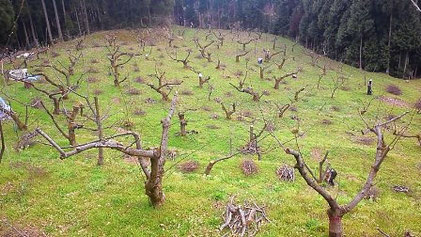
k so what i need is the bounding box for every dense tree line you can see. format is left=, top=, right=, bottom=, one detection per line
left=1, top=0, right=420, bottom=78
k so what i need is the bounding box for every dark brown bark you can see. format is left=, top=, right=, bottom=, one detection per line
left=81, top=0, right=90, bottom=34
left=26, top=1, right=40, bottom=47
left=52, top=0, right=63, bottom=41
left=41, top=0, right=54, bottom=43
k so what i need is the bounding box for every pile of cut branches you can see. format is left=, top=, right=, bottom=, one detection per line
left=220, top=197, right=270, bottom=237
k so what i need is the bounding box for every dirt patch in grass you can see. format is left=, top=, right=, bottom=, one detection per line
left=353, top=135, right=375, bottom=146
left=133, top=108, right=146, bottom=116
left=311, top=148, right=323, bottom=161
left=331, top=106, right=341, bottom=112
left=378, top=96, right=408, bottom=107
left=93, top=89, right=103, bottom=95
left=86, top=77, right=99, bottom=83
left=206, top=124, right=220, bottom=129
left=126, top=88, right=141, bottom=95
left=9, top=162, right=48, bottom=180
left=134, top=77, right=144, bottom=84
left=181, top=90, right=194, bottom=96
left=86, top=67, right=99, bottom=74
left=178, top=160, right=199, bottom=173
left=0, top=219, right=47, bottom=237
left=91, top=59, right=99, bottom=64
left=321, top=119, right=333, bottom=125
left=240, top=159, right=258, bottom=176
left=386, top=84, right=402, bottom=96
left=144, top=98, right=157, bottom=104
left=111, top=97, right=121, bottom=104
left=414, top=98, right=421, bottom=111
left=201, top=106, right=212, bottom=112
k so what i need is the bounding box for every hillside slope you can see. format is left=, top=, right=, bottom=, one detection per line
left=0, top=27, right=420, bottom=236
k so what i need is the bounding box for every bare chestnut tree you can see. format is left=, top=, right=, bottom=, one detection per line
left=220, top=102, right=236, bottom=120
left=273, top=69, right=299, bottom=89
left=235, top=50, right=250, bottom=62
left=43, top=50, right=82, bottom=87
left=168, top=49, right=192, bottom=69
left=237, top=39, right=254, bottom=51
left=330, top=76, right=347, bottom=99
left=36, top=95, right=178, bottom=207
left=147, top=65, right=182, bottom=101
left=105, top=34, right=134, bottom=87
left=270, top=111, right=411, bottom=237
left=194, top=38, right=214, bottom=62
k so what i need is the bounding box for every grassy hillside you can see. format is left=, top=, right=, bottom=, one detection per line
left=0, top=26, right=420, bottom=236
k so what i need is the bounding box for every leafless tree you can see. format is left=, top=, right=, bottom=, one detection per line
left=235, top=50, right=251, bottom=63
left=220, top=102, right=236, bottom=120
left=275, top=103, right=290, bottom=118
left=194, top=39, right=214, bottom=62
left=212, top=31, right=227, bottom=47
left=36, top=95, right=178, bottom=207
left=316, top=62, right=330, bottom=89
left=168, top=49, right=192, bottom=69
left=42, top=50, right=82, bottom=87
left=40, top=101, right=83, bottom=147
left=273, top=69, right=299, bottom=89
left=237, top=39, right=254, bottom=51
left=263, top=48, right=283, bottom=62
left=21, top=73, right=83, bottom=114
left=270, top=111, right=411, bottom=237
left=330, top=76, right=347, bottom=99
left=147, top=65, right=183, bottom=101
left=105, top=34, right=134, bottom=87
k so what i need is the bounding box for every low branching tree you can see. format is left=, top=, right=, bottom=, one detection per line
left=275, top=103, right=290, bottom=118
left=273, top=70, right=299, bottom=89
left=269, top=110, right=411, bottom=237
left=168, top=49, right=192, bottom=69
left=42, top=50, right=82, bottom=87
left=105, top=34, right=134, bottom=87
left=237, top=39, right=254, bottom=51
left=220, top=102, right=236, bottom=120
left=331, top=76, right=347, bottom=99
left=194, top=39, right=214, bottom=62
left=36, top=95, right=178, bottom=207
left=147, top=65, right=182, bottom=101
left=235, top=50, right=250, bottom=62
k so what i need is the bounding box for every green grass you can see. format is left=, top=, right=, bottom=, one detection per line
left=1, top=26, right=420, bottom=236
